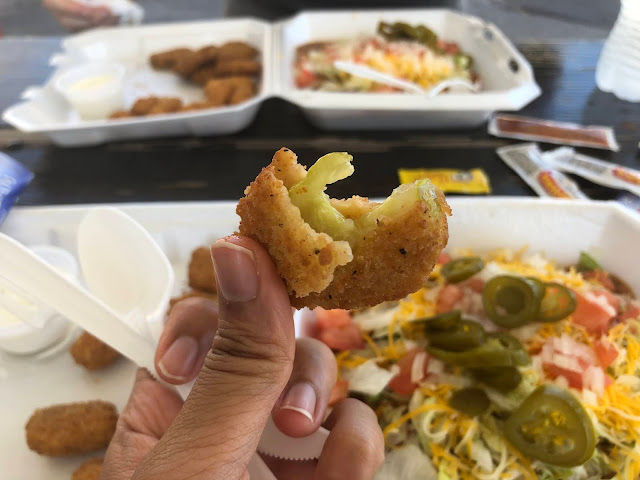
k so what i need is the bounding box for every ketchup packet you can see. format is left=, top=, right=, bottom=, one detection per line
left=489, top=114, right=620, bottom=151
left=496, top=143, right=588, bottom=199
left=0, top=153, right=34, bottom=225
left=543, top=147, right=640, bottom=198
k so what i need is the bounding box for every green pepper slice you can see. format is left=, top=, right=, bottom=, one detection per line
left=427, top=337, right=530, bottom=368
left=427, top=320, right=486, bottom=352
left=441, top=257, right=484, bottom=283
left=539, top=282, right=577, bottom=323
left=449, top=388, right=490, bottom=417
left=504, top=385, right=596, bottom=467
left=577, top=251, right=602, bottom=272
left=402, top=310, right=461, bottom=339
left=470, top=366, right=522, bottom=392
left=483, top=275, right=544, bottom=328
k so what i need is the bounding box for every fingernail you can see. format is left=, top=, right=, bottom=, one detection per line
left=281, top=382, right=316, bottom=422
left=158, top=336, right=199, bottom=381
left=211, top=242, right=258, bottom=302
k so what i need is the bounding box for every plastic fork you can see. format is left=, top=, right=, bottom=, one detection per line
left=333, top=60, right=479, bottom=96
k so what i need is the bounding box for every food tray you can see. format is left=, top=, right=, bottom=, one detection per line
left=1, top=198, right=639, bottom=479
left=2, top=9, right=540, bottom=146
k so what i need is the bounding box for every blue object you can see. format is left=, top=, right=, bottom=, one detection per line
left=0, top=153, right=33, bottom=225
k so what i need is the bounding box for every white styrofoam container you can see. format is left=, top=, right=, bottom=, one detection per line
left=2, top=19, right=271, bottom=146
left=0, top=198, right=638, bottom=478
left=2, top=10, right=540, bottom=145
left=274, top=9, right=541, bottom=130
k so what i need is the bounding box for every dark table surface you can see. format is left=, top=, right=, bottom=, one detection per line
left=1, top=38, right=639, bottom=207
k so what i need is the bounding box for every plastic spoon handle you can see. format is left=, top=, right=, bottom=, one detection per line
left=333, top=61, right=425, bottom=93
left=0, top=233, right=158, bottom=374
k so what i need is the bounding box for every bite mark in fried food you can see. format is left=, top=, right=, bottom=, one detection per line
left=150, top=48, right=192, bottom=70
left=188, top=246, right=217, bottom=293
left=214, top=59, right=261, bottom=77
left=72, top=458, right=103, bottom=480
left=237, top=148, right=451, bottom=309
left=218, top=41, right=259, bottom=61
left=25, top=401, right=118, bottom=456
left=70, top=331, right=120, bottom=370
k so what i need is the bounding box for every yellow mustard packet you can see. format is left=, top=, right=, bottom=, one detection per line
left=398, top=168, right=491, bottom=194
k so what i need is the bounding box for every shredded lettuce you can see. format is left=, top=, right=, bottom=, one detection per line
left=374, top=444, right=437, bottom=480
left=343, top=359, right=397, bottom=396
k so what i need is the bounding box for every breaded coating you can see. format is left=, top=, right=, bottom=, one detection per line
left=147, top=97, right=183, bottom=115
left=108, top=110, right=130, bottom=120
left=237, top=148, right=451, bottom=310
left=238, top=148, right=353, bottom=298
left=25, top=401, right=118, bottom=456
left=188, top=246, right=217, bottom=293
left=180, top=101, right=215, bottom=112
left=150, top=48, right=192, bottom=70
left=214, top=59, right=261, bottom=77
left=72, top=458, right=103, bottom=480
left=70, top=331, right=120, bottom=371
left=196, top=45, right=219, bottom=63
left=172, top=50, right=206, bottom=77
left=218, top=41, right=258, bottom=61
left=229, top=78, right=256, bottom=105
left=169, top=289, right=218, bottom=309
left=190, top=64, right=220, bottom=86
left=203, top=78, right=234, bottom=106
left=131, top=96, right=158, bottom=116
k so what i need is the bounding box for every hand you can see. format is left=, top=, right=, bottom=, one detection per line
left=101, top=236, right=385, bottom=480
left=42, top=0, right=118, bottom=32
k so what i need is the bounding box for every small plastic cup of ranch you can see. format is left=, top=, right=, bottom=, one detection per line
left=55, top=63, right=126, bottom=120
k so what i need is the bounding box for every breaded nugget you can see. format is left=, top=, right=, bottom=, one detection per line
left=215, top=59, right=261, bottom=77
left=188, top=246, right=217, bottom=293
left=70, top=331, right=120, bottom=371
left=229, top=78, right=256, bottom=105
left=26, top=401, right=118, bottom=456
left=150, top=47, right=193, bottom=70
left=147, top=97, right=183, bottom=115
left=204, top=78, right=234, bottom=106
left=190, top=64, right=220, bottom=86
left=72, top=458, right=103, bottom=480
left=237, top=148, right=451, bottom=310
left=197, top=45, right=219, bottom=63
left=172, top=50, right=206, bottom=78
left=180, top=101, right=216, bottom=112
left=108, top=110, right=130, bottom=120
left=131, top=96, right=159, bottom=116
left=170, top=289, right=218, bottom=309
left=218, top=41, right=258, bottom=61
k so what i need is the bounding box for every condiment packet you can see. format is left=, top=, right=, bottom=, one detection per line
left=397, top=168, right=491, bottom=194
left=542, top=147, right=640, bottom=197
left=496, top=143, right=588, bottom=199
left=489, top=114, right=620, bottom=151
left=0, top=153, right=34, bottom=225
left=75, top=0, right=144, bottom=25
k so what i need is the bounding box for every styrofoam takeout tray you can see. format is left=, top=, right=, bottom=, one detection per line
left=2, top=9, right=540, bottom=146
left=0, top=198, right=638, bottom=479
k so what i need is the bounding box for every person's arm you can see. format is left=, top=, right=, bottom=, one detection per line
left=42, top=0, right=118, bottom=32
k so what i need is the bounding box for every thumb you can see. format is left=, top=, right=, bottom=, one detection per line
left=133, top=236, right=295, bottom=480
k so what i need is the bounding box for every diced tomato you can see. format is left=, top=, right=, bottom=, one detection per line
left=460, top=277, right=484, bottom=294
left=436, top=284, right=464, bottom=313
left=540, top=335, right=596, bottom=390
left=621, top=301, right=640, bottom=321
left=594, top=339, right=619, bottom=369
left=329, top=379, right=350, bottom=406
left=295, top=68, right=316, bottom=88
left=388, top=347, right=427, bottom=396
left=315, top=308, right=352, bottom=329
left=437, top=252, right=452, bottom=265
left=436, top=40, right=460, bottom=55
left=317, top=323, right=364, bottom=351
left=571, top=290, right=618, bottom=335
left=583, top=270, right=616, bottom=292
